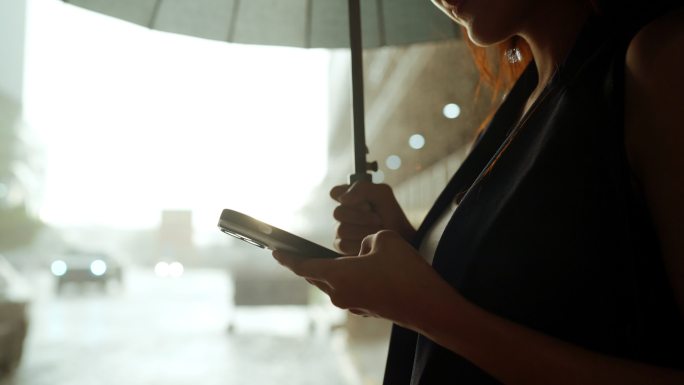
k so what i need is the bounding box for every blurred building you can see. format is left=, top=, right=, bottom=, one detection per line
left=157, top=209, right=196, bottom=265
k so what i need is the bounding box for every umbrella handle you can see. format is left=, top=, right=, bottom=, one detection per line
left=349, top=146, right=378, bottom=184
left=349, top=173, right=371, bottom=184
left=348, top=160, right=379, bottom=184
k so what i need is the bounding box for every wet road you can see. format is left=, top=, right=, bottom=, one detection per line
left=3, top=268, right=361, bottom=385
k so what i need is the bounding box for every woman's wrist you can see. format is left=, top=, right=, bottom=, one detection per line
left=401, top=274, right=468, bottom=341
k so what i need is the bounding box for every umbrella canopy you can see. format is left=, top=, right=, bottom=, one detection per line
left=62, top=0, right=461, bottom=181
left=62, top=0, right=458, bottom=48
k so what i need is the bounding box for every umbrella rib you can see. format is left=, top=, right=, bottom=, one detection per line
left=227, top=0, right=241, bottom=42
left=148, top=0, right=162, bottom=28
left=377, top=0, right=387, bottom=47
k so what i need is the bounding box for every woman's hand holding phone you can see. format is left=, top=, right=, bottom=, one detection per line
left=330, top=181, right=416, bottom=254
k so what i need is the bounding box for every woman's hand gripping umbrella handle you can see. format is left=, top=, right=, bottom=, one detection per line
left=331, top=181, right=416, bottom=255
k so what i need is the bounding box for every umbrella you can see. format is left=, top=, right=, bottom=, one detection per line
left=62, top=0, right=460, bottom=182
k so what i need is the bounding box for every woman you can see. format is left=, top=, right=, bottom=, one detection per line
left=274, top=0, right=684, bottom=383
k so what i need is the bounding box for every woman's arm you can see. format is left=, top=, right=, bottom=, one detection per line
left=624, top=7, right=684, bottom=315
left=275, top=230, right=684, bottom=385
left=418, top=278, right=684, bottom=385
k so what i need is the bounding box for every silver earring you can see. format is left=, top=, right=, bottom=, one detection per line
left=505, top=48, right=522, bottom=64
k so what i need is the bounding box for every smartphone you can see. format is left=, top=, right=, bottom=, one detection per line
left=218, top=209, right=341, bottom=259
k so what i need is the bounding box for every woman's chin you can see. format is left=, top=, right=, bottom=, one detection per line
left=465, top=23, right=512, bottom=48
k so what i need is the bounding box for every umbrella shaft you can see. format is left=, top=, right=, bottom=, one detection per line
left=348, top=0, right=370, bottom=182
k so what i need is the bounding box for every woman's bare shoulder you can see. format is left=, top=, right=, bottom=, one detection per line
left=626, top=7, right=684, bottom=80
left=623, top=6, right=684, bottom=314
left=624, top=7, right=684, bottom=170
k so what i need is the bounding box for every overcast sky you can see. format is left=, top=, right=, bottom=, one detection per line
left=23, top=0, right=331, bottom=240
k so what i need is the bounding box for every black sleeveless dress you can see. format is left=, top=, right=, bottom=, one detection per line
left=383, top=10, right=684, bottom=385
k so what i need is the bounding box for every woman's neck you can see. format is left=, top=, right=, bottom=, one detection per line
left=518, top=1, right=593, bottom=91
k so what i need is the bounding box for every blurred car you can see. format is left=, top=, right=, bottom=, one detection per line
left=50, top=249, right=123, bottom=293
left=0, top=254, right=30, bottom=376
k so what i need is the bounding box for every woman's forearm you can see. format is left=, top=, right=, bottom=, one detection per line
left=412, top=288, right=684, bottom=385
